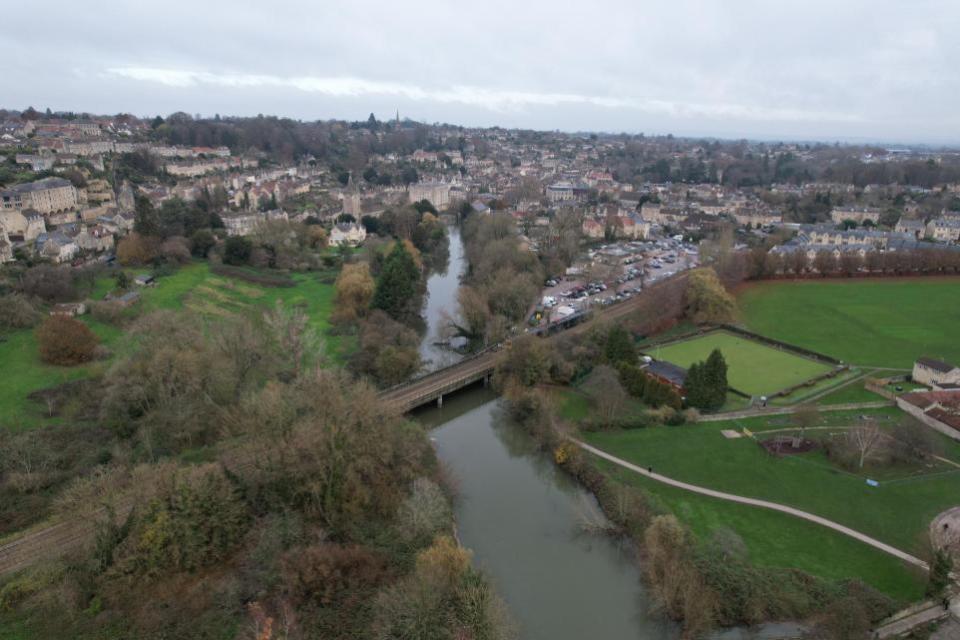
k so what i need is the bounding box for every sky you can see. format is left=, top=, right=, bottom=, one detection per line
left=2, top=0, right=959, bottom=143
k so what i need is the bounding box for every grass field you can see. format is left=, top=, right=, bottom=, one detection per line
left=646, top=330, right=833, bottom=397
left=0, top=262, right=346, bottom=429
left=584, top=407, right=960, bottom=569
left=597, top=461, right=925, bottom=601
left=739, top=278, right=960, bottom=368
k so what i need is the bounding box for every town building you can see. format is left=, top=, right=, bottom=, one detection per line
left=1, top=177, right=78, bottom=216
left=329, top=222, right=367, bottom=246
left=830, top=206, right=882, bottom=225
left=912, top=358, right=960, bottom=388
left=407, top=181, right=451, bottom=209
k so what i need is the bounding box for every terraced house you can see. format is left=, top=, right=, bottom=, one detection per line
left=0, top=177, right=77, bottom=215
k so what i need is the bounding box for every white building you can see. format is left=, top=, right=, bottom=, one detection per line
left=330, top=222, right=367, bottom=247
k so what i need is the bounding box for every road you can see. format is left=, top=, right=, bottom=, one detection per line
left=572, top=438, right=929, bottom=571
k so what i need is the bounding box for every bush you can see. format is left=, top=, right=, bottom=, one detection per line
left=36, top=315, right=100, bottom=365
left=189, top=229, right=216, bottom=258
left=159, top=236, right=191, bottom=264
left=281, top=543, right=389, bottom=608
left=0, top=293, right=40, bottom=330
left=116, top=232, right=158, bottom=266
left=20, top=265, right=76, bottom=302
left=223, top=236, right=253, bottom=266
left=113, top=464, right=250, bottom=575
left=90, top=300, right=129, bottom=326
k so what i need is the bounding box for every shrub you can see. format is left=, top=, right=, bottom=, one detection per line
left=0, top=293, right=40, bottom=330
left=20, top=265, right=76, bottom=302
left=159, top=236, right=191, bottom=264
left=36, top=315, right=100, bottom=365
left=116, top=232, right=158, bottom=266
left=189, top=229, right=216, bottom=257
left=281, top=543, right=389, bottom=607
left=114, top=464, right=250, bottom=575
left=90, top=300, right=129, bottom=326
left=223, top=236, right=253, bottom=266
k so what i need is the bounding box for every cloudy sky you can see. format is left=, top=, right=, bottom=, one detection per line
left=3, top=0, right=958, bottom=143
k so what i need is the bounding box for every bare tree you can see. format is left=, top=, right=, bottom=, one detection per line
left=793, top=403, right=819, bottom=447
left=583, top=364, right=628, bottom=422
left=847, top=420, right=886, bottom=469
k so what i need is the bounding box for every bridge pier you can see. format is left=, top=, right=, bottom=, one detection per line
left=483, top=374, right=490, bottom=388
left=437, top=394, right=443, bottom=408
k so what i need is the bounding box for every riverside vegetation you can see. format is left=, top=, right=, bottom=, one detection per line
left=0, top=201, right=513, bottom=639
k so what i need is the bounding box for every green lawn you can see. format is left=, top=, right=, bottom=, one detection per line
left=584, top=409, right=960, bottom=559
left=0, top=262, right=346, bottom=429
left=739, top=278, right=960, bottom=368
left=646, top=330, right=833, bottom=397
left=598, top=461, right=925, bottom=601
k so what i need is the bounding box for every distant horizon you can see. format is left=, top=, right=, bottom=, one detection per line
left=8, top=103, right=960, bottom=152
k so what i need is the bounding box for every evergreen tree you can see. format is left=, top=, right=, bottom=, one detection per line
left=133, top=194, right=162, bottom=238
left=372, top=242, right=420, bottom=321
left=685, top=362, right=708, bottom=408
left=704, top=349, right=728, bottom=408
left=684, top=349, right=727, bottom=411
left=605, top=326, right=637, bottom=366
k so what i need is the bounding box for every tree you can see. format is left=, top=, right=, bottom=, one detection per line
left=703, top=349, right=728, bottom=408
left=793, top=403, right=819, bottom=445
left=333, top=263, right=376, bottom=325
left=604, top=325, right=637, bottom=366
left=36, top=315, right=100, bottom=365
left=813, top=250, right=837, bottom=276
left=494, top=334, right=550, bottom=388
left=189, top=229, right=216, bottom=257
left=684, top=349, right=727, bottom=411
left=583, top=365, right=628, bottom=422
left=847, top=420, right=886, bottom=468
left=20, top=265, right=77, bottom=302
left=685, top=268, right=737, bottom=324
left=116, top=232, right=157, bottom=266
left=0, top=294, right=40, bottom=330
left=371, top=241, right=420, bottom=322
left=133, top=194, right=162, bottom=237
left=224, top=236, right=253, bottom=265
left=617, top=363, right=648, bottom=398
left=926, top=549, right=953, bottom=598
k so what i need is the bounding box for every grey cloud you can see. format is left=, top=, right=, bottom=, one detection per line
left=2, top=0, right=959, bottom=142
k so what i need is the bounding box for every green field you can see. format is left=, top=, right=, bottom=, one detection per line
left=739, top=278, right=960, bottom=368
left=583, top=407, right=960, bottom=598
left=598, top=461, right=925, bottom=601
left=646, top=330, right=833, bottom=397
left=0, top=262, right=346, bottom=429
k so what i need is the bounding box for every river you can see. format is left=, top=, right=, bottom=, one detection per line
left=414, top=227, right=802, bottom=640
left=419, top=224, right=467, bottom=372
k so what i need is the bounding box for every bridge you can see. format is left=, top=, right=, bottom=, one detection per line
left=379, top=272, right=687, bottom=412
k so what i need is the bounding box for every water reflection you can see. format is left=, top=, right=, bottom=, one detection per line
left=425, top=397, right=678, bottom=640
left=419, top=225, right=467, bottom=371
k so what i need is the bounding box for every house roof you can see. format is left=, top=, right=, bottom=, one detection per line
left=916, top=357, right=956, bottom=373
left=645, top=360, right=687, bottom=388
